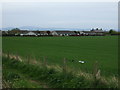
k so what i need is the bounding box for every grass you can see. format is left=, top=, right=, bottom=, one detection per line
left=3, top=56, right=118, bottom=88
left=2, top=36, right=118, bottom=76
left=2, top=57, right=45, bottom=88
left=3, top=69, right=43, bottom=88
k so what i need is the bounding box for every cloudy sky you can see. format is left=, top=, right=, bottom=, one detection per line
left=2, top=2, right=118, bottom=30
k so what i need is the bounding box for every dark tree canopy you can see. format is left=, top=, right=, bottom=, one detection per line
left=109, top=29, right=116, bottom=34
left=9, top=28, right=21, bottom=34
left=47, top=31, right=51, bottom=35
left=11, top=28, right=20, bottom=31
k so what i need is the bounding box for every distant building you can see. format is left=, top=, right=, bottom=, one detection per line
left=23, top=31, right=37, bottom=36
left=39, top=31, right=48, bottom=36
left=91, top=29, right=105, bottom=36
left=2, top=31, right=9, bottom=36
left=50, top=31, right=58, bottom=36
left=20, top=31, right=37, bottom=36
left=51, top=31, right=76, bottom=36
left=2, top=29, right=106, bottom=36
left=83, top=29, right=105, bottom=36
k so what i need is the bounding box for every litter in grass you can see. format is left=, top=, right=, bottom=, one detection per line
left=78, top=61, right=85, bottom=64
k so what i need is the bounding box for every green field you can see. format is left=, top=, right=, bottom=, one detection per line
left=2, top=36, right=118, bottom=76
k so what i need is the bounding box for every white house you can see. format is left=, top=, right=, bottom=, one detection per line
left=50, top=31, right=76, bottom=36
left=51, top=31, right=58, bottom=36
left=20, top=31, right=37, bottom=36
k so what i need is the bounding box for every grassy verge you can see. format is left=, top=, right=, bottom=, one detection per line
left=3, top=59, right=44, bottom=88
left=2, top=56, right=118, bottom=88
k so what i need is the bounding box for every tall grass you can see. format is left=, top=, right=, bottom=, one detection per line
left=2, top=53, right=118, bottom=88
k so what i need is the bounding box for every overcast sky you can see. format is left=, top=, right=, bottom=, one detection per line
left=2, top=2, right=118, bottom=30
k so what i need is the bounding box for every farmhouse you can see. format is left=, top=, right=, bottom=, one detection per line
left=50, top=31, right=58, bottom=36
left=24, top=31, right=37, bottom=36
left=39, top=31, right=48, bottom=36
left=51, top=31, right=76, bottom=36
left=9, top=30, right=48, bottom=36
left=2, top=31, right=8, bottom=36
left=74, top=31, right=85, bottom=36
left=83, top=31, right=96, bottom=36
left=91, top=29, right=105, bottom=36
left=83, top=30, right=105, bottom=36
left=20, top=31, right=37, bottom=36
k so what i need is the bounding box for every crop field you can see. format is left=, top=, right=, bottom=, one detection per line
left=2, top=36, right=118, bottom=76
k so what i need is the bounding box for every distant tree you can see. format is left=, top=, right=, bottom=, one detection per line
left=109, top=29, right=116, bottom=34
left=74, top=31, right=80, bottom=35
left=91, top=28, right=94, bottom=31
left=10, top=28, right=21, bottom=34
left=11, top=28, right=20, bottom=31
left=100, top=28, right=102, bottom=31
left=96, top=28, right=99, bottom=30
left=47, top=31, right=51, bottom=35
left=78, top=31, right=80, bottom=34
left=109, top=29, right=118, bottom=35
left=74, top=31, right=77, bottom=33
